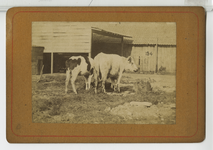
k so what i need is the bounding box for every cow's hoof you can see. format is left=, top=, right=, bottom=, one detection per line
left=94, top=89, right=97, bottom=94
left=102, top=89, right=106, bottom=93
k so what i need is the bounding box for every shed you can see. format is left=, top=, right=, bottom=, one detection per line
left=31, top=46, right=44, bottom=75
left=32, top=22, right=132, bottom=74
left=129, top=38, right=176, bottom=74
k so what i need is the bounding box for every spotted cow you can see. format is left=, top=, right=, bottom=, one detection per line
left=65, top=56, right=94, bottom=94
left=93, top=52, right=138, bottom=93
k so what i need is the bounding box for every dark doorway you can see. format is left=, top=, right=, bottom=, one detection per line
left=43, top=53, right=89, bottom=74
left=91, top=43, right=121, bottom=58
left=43, top=53, right=51, bottom=74
left=53, top=53, right=89, bottom=73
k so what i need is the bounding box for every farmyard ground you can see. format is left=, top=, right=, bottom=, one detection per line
left=32, top=73, right=176, bottom=124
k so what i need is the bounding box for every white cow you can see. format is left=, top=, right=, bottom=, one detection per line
left=65, top=56, right=94, bottom=94
left=93, top=52, right=138, bottom=93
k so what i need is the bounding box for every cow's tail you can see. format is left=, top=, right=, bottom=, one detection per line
left=95, top=63, right=101, bottom=81
left=93, top=57, right=102, bottom=82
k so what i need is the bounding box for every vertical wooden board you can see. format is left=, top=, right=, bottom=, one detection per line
left=131, top=46, right=139, bottom=66
left=158, top=46, right=176, bottom=73
left=51, top=52, right=53, bottom=74
left=143, top=47, right=148, bottom=71
left=142, top=47, right=146, bottom=71
left=158, top=47, right=164, bottom=70
left=150, top=46, right=156, bottom=72
left=168, top=48, right=172, bottom=71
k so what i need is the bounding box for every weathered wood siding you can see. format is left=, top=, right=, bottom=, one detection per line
left=130, top=45, right=176, bottom=74
left=32, top=22, right=92, bottom=53
left=31, top=46, right=44, bottom=75
left=158, top=46, right=176, bottom=73
left=131, top=46, right=156, bottom=72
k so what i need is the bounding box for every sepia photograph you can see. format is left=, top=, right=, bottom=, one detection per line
left=31, top=22, right=176, bottom=124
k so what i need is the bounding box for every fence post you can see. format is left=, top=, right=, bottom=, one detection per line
left=156, top=39, right=158, bottom=73
left=51, top=52, right=53, bottom=74
left=121, top=37, right=124, bottom=56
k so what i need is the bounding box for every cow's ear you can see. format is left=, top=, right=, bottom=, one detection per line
left=127, top=56, right=132, bottom=62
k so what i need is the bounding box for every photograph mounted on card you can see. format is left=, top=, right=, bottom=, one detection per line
left=6, top=7, right=205, bottom=143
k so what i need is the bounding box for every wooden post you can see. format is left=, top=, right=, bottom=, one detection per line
left=89, top=30, right=93, bottom=58
left=139, top=56, right=140, bottom=65
left=121, top=37, right=124, bottom=56
left=51, top=52, right=53, bottom=74
left=37, top=65, right=44, bottom=83
left=156, top=39, right=158, bottom=73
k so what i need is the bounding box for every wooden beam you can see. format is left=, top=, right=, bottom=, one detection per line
left=89, top=30, right=93, bottom=58
left=156, top=39, right=158, bottom=73
left=51, top=52, right=53, bottom=74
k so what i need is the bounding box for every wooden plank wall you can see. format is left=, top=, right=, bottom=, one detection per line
left=32, top=22, right=92, bottom=53
left=158, top=46, right=176, bottom=73
left=131, top=46, right=156, bottom=72
left=131, top=45, right=176, bottom=74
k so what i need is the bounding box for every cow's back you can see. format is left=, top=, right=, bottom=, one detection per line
left=94, top=53, right=125, bottom=76
left=94, top=52, right=122, bottom=64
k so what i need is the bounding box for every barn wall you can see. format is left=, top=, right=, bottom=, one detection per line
left=158, top=46, right=176, bottom=74
left=32, top=22, right=92, bottom=53
left=32, top=46, right=44, bottom=75
left=130, top=45, right=176, bottom=74
left=123, top=44, right=133, bottom=58
left=131, top=45, right=156, bottom=73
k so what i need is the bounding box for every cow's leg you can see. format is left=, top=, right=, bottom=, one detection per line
left=101, top=73, right=107, bottom=93
left=84, top=76, right=88, bottom=90
left=116, top=72, right=123, bottom=92
left=65, top=69, right=71, bottom=94
left=99, top=64, right=109, bottom=93
left=110, top=78, right=117, bottom=91
left=102, top=79, right=107, bottom=93
left=113, top=79, right=117, bottom=91
left=94, top=69, right=98, bottom=94
left=71, top=70, right=79, bottom=94
left=88, top=74, right=93, bottom=89
left=110, top=78, right=114, bottom=89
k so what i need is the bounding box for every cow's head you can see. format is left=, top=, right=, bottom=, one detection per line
left=125, top=56, right=138, bottom=72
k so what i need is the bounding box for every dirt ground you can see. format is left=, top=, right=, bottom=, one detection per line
left=32, top=73, right=176, bottom=124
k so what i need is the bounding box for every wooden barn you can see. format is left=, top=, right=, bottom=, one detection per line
left=130, top=41, right=176, bottom=74
left=32, top=22, right=132, bottom=74
left=31, top=46, right=44, bottom=75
